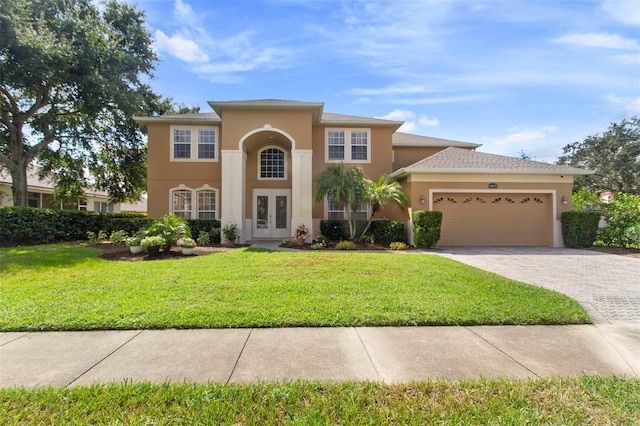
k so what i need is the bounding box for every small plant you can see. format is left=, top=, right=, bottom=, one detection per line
left=280, top=238, right=298, bottom=248
left=141, top=235, right=165, bottom=249
left=196, top=230, right=210, bottom=246
left=335, top=240, right=357, bottom=250
left=361, top=234, right=375, bottom=244
left=313, top=234, right=329, bottom=247
left=177, top=237, right=197, bottom=248
left=389, top=241, right=408, bottom=250
left=109, top=230, right=129, bottom=245
left=222, top=223, right=239, bottom=242
left=310, top=242, right=325, bottom=250
left=87, top=230, right=108, bottom=244
left=147, top=214, right=191, bottom=251
left=296, top=224, right=309, bottom=239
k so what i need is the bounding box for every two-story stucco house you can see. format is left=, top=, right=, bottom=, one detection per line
left=135, top=99, right=591, bottom=247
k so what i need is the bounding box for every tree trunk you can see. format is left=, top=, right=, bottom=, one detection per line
left=11, top=162, right=29, bottom=207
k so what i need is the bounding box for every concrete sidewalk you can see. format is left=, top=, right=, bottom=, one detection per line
left=1, top=325, right=637, bottom=388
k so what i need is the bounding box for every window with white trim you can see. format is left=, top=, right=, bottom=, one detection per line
left=325, top=128, right=370, bottom=162
left=170, top=126, right=218, bottom=161
left=198, top=129, right=216, bottom=159
left=259, top=147, right=286, bottom=179
left=326, top=197, right=369, bottom=221
left=172, top=189, right=192, bottom=219
left=170, top=186, right=219, bottom=220
left=197, top=189, right=216, bottom=219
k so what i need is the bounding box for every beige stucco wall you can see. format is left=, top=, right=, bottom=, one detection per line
left=146, top=122, right=223, bottom=218
left=392, top=146, right=444, bottom=170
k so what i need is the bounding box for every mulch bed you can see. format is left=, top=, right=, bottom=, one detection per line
left=95, top=244, right=234, bottom=261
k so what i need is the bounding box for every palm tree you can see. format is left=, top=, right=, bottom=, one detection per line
left=315, top=163, right=368, bottom=240
left=358, top=175, right=408, bottom=240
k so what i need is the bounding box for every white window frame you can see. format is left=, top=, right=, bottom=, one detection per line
left=170, top=187, right=192, bottom=219
left=169, top=184, right=219, bottom=220
left=324, top=196, right=370, bottom=221
left=325, top=128, right=371, bottom=163
left=93, top=201, right=113, bottom=213
left=170, top=125, right=219, bottom=162
left=257, top=146, right=287, bottom=180
left=195, top=186, right=218, bottom=219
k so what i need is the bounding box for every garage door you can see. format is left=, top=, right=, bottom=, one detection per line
left=433, top=193, right=552, bottom=247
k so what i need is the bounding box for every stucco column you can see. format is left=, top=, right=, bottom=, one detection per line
left=221, top=149, right=247, bottom=243
left=291, top=149, right=313, bottom=241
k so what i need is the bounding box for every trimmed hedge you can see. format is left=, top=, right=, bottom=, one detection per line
left=561, top=210, right=601, bottom=248
left=413, top=210, right=442, bottom=248
left=0, top=206, right=150, bottom=247
left=319, top=219, right=405, bottom=244
left=187, top=219, right=221, bottom=245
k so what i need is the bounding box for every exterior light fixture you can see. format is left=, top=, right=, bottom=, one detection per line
left=420, top=195, right=425, bottom=204
left=561, top=196, right=568, bottom=204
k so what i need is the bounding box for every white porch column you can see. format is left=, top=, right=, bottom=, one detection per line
left=221, top=149, right=247, bottom=243
left=291, top=149, right=314, bottom=241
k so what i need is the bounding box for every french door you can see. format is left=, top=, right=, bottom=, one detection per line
left=253, top=189, right=291, bottom=239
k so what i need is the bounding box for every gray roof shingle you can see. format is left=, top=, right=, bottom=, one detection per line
left=397, top=147, right=593, bottom=175
left=392, top=132, right=481, bottom=148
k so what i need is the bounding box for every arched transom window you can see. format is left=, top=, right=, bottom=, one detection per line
left=259, top=147, right=286, bottom=180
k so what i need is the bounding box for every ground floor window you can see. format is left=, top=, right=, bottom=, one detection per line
left=94, top=201, right=113, bottom=213
left=170, top=185, right=218, bottom=220
left=326, top=197, right=369, bottom=221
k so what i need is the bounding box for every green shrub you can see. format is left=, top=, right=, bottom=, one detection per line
left=369, top=220, right=405, bottom=245
left=597, top=193, right=640, bottom=248
left=0, top=207, right=150, bottom=246
left=335, top=240, right=357, bottom=250
left=389, top=241, right=407, bottom=250
left=109, top=230, right=129, bottom=245
left=196, top=230, right=211, bottom=246
left=320, top=220, right=348, bottom=241
left=413, top=211, right=442, bottom=248
left=561, top=211, right=601, bottom=248
left=147, top=214, right=191, bottom=251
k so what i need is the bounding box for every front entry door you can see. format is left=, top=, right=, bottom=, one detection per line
left=253, top=189, right=291, bottom=239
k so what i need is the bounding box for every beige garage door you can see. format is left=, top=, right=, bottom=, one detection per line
left=433, top=193, right=552, bottom=247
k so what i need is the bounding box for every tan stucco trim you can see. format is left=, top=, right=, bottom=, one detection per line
left=392, top=168, right=594, bottom=179
left=239, top=124, right=297, bottom=151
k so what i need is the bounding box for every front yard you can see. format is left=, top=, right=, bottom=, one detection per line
left=0, top=243, right=589, bottom=330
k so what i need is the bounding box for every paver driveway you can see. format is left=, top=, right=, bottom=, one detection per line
left=437, top=247, right=640, bottom=323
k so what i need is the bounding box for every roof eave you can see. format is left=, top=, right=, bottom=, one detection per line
left=392, top=142, right=482, bottom=149
left=133, top=116, right=222, bottom=125
left=322, top=119, right=404, bottom=131
left=391, top=168, right=595, bottom=178
left=207, top=100, right=325, bottom=123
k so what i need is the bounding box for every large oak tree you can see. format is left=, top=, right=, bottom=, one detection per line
left=0, top=0, right=171, bottom=206
left=557, top=117, right=640, bottom=194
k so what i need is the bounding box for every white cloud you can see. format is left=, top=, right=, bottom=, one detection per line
left=602, top=0, right=640, bottom=25
left=554, top=32, right=639, bottom=50
left=153, top=30, right=209, bottom=63
left=493, top=126, right=558, bottom=146
left=608, top=94, right=640, bottom=114
left=346, top=85, right=427, bottom=97
left=379, top=109, right=439, bottom=134
left=150, top=0, right=292, bottom=82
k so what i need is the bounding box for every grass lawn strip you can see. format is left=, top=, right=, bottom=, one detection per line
left=1, top=377, right=638, bottom=424
left=0, top=244, right=589, bottom=330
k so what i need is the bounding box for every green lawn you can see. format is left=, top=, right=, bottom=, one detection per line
left=0, top=244, right=588, bottom=330
left=1, top=377, right=638, bottom=424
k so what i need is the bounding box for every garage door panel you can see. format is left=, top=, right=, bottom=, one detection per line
left=433, top=193, right=551, bottom=247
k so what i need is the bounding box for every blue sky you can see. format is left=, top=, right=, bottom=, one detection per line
left=135, top=0, right=640, bottom=162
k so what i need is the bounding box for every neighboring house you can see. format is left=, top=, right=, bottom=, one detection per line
left=135, top=99, right=592, bottom=247
left=0, top=167, right=137, bottom=213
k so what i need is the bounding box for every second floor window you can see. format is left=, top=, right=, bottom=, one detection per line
left=259, top=147, right=286, bottom=179
left=171, top=126, right=218, bottom=161
left=326, top=128, right=370, bottom=162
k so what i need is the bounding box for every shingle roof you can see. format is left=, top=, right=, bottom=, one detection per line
left=134, top=112, right=221, bottom=124
left=392, top=132, right=481, bottom=148
left=321, top=112, right=403, bottom=129
left=393, top=147, right=593, bottom=176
